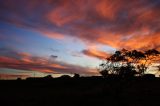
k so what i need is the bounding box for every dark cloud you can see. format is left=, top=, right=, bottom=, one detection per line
left=50, top=55, right=58, bottom=59
left=0, top=47, right=29, bottom=59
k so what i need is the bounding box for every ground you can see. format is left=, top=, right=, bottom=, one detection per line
left=1, top=77, right=160, bottom=106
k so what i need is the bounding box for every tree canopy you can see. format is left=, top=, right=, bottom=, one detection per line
left=99, top=49, right=160, bottom=78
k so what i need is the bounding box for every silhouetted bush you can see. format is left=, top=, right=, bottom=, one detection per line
left=73, top=73, right=80, bottom=78
left=43, top=75, right=53, bottom=79
left=17, top=77, right=22, bottom=81
left=142, top=74, right=155, bottom=79
left=59, top=75, right=71, bottom=79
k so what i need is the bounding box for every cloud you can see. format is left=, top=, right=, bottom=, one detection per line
left=97, top=31, right=160, bottom=50
left=0, top=47, right=98, bottom=75
left=82, top=48, right=110, bottom=59
left=0, top=73, right=29, bottom=79
left=0, top=0, right=160, bottom=53
left=50, top=55, right=58, bottom=59
left=41, top=31, right=65, bottom=40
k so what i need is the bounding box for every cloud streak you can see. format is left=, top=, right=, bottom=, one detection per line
left=0, top=48, right=98, bottom=76
left=0, top=73, right=29, bottom=79
left=82, top=49, right=110, bottom=59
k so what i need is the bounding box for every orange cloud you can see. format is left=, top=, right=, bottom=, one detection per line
left=50, top=64, right=68, bottom=69
left=82, top=48, right=110, bottom=59
left=97, top=31, right=160, bottom=51
left=42, top=31, right=65, bottom=40
left=47, top=9, right=81, bottom=27
left=95, top=0, right=122, bottom=20
left=47, top=0, right=84, bottom=26
left=1, top=0, right=160, bottom=55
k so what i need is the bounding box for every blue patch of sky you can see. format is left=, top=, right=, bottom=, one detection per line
left=0, top=22, right=66, bottom=57
left=0, top=21, right=115, bottom=68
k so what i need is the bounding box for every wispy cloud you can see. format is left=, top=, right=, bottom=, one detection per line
left=82, top=48, right=110, bottom=59
left=0, top=47, right=98, bottom=76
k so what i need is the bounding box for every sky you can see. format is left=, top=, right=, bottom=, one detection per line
left=0, top=0, right=160, bottom=79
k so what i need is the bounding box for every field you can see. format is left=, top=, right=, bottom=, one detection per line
left=1, top=77, right=160, bottom=106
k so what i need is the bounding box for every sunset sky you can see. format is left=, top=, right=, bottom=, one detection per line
left=0, top=0, right=160, bottom=79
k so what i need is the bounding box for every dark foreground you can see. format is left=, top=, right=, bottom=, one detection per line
left=1, top=77, right=160, bottom=106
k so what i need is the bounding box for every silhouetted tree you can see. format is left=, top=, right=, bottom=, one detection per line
left=118, top=63, right=136, bottom=78
left=73, top=73, right=80, bottom=78
left=156, top=65, right=160, bottom=71
left=126, top=50, right=146, bottom=75
left=43, top=75, right=53, bottom=79
left=99, top=69, right=109, bottom=78
left=99, top=49, right=136, bottom=77
left=99, top=49, right=160, bottom=77
left=17, top=77, right=22, bottom=81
